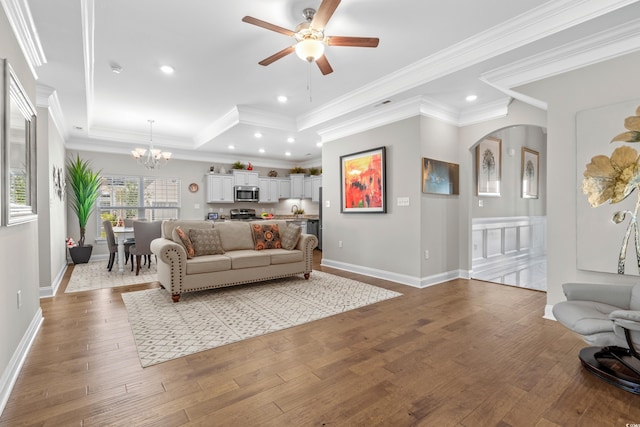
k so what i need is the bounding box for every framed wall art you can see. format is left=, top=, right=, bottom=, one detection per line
left=476, top=136, right=502, bottom=197
left=422, top=157, right=459, bottom=195
left=340, top=146, right=386, bottom=213
left=521, top=147, right=539, bottom=199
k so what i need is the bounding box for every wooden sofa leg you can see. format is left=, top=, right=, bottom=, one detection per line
left=304, top=273, right=310, bottom=279
left=172, top=294, right=180, bottom=303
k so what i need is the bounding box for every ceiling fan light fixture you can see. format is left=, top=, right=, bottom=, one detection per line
left=295, top=38, right=325, bottom=62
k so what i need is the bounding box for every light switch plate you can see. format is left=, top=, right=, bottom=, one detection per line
left=397, top=197, right=410, bottom=206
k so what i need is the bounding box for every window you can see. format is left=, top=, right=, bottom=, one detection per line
left=97, top=175, right=180, bottom=238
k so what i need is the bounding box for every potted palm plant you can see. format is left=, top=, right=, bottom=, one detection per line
left=66, top=155, right=102, bottom=264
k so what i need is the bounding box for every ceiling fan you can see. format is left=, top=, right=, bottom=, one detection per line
left=242, top=0, right=379, bottom=75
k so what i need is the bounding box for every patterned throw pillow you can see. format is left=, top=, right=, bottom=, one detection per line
left=173, top=226, right=195, bottom=259
left=281, top=223, right=302, bottom=250
left=251, top=224, right=282, bottom=250
left=189, top=228, right=225, bottom=256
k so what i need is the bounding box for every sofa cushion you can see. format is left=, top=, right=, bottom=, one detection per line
left=226, top=250, right=271, bottom=269
left=281, top=224, right=302, bottom=250
left=251, top=223, right=282, bottom=250
left=162, top=219, right=212, bottom=239
left=189, top=228, right=225, bottom=256
left=173, top=226, right=195, bottom=259
left=265, top=249, right=303, bottom=264
left=186, top=255, right=231, bottom=274
left=215, top=222, right=255, bottom=251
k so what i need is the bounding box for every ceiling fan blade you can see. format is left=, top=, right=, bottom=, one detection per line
left=316, top=55, right=333, bottom=75
left=311, top=0, right=341, bottom=31
left=242, top=16, right=295, bottom=37
left=258, top=46, right=295, bottom=66
left=326, top=36, right=379, bottom=48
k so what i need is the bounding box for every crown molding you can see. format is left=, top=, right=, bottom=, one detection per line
left=457, top=98, right=511, bottom=126
left=317, top=95, right=512, bottom=143
left=481, top=17, right=640, bottom=89
left=194, top=107, right=241, bottom=147
left=36, top=84, right=68, bottom=141
left=236, top=105, right=296, bottom=131
left=80, top=0, right=95, bottom=128
left=0, top=0, right=46, bottom=79
left=297, top=0, right=638, bottom=131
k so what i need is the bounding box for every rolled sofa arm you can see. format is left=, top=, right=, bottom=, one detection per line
left=562, top=282, right=634, bottom=309
left=150, top=237, right=187, bottom=295
left=297, top=233, right=318, bottom=273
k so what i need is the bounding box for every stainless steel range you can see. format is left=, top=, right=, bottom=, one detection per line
left=229, top=208, right=262, bottom=221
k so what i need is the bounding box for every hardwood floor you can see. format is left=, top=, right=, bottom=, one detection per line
left=1, top=251, right=638, bottom=426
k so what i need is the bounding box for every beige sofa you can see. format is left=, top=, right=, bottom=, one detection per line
left=150, top=219, right=318, bottom=302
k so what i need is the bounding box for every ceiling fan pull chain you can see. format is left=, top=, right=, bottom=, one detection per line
left=307, top=60, right=313, bottom=103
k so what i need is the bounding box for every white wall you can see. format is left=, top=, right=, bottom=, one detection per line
left=322, top=117, right=424, bottom=283
left=518, top=50, right=640, bottom=306
left=419, top=116, right=462, bottom=280
left=37, top=107, right=68, bottom=297
left=0, top=6, right=43, bottom=414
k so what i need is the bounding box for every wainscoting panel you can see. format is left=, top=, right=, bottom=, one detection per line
left=471, top=216, right=547, bottom=290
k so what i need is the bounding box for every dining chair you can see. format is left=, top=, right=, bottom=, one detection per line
left=129, top=220, right=162, bottom=275
left=123, top=218, right=136, bottom=265
left=102, top=220, right=118, bottom=271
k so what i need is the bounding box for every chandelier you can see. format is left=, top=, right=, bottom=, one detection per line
left=131, top=119, right=171, bottom=169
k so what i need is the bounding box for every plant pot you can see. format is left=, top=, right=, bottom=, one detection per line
left=69, top=245, right=93, bottom=264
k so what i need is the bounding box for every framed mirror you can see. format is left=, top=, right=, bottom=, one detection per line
left=2, top=59, right=37, bottom=225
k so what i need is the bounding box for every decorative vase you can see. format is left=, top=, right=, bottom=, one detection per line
left=219, top=167, right=226, bottom=174
left=69, top=245, right=93, bottom=264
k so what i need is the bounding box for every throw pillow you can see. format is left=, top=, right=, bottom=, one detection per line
left=281, top=223, right=302, bottom=250
left=173, top=226, right=195, bottom=259
left=251, top=223, right=282, bottom=250
left=189, top=228, right=225, bottom=256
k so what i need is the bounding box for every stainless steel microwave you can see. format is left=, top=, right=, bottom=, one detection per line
left=234, top=185, right=259, bottom=202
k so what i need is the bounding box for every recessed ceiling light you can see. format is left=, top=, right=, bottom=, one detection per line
left=228, top=145, right=235, bottom=150
left=160, top=65, right=174, bottom=74
left=259, top=148, right=265, bottom=153
left=287, top=137, right=295, bottom=143
left=254, top=132, right=262, bottom=138
left=277, top=95, right=288, bottom=103
left=316, top=142, right=323, bottom=147
left=285, top=151, right=291, bottom=156
left=466, top=94, right=478, bottom=102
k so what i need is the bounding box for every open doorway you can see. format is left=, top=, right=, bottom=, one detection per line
left=470, top=125, right=547, bottom=291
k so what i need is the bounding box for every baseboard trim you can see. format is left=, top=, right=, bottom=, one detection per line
left=544, top=304, right=556, bottom=321
left=320, top=259, right=466, bottom=289
left=0, top=307, right=44, bottom=416
left=40, top=263, right=68, bottom=298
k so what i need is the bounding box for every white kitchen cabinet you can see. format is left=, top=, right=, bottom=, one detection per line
left=206, top=174, right=234, bottom=203
left=303, top=177, right=312, bottom=199
left=233, top=170, right=259, bottom=186
left=311, top=176, right=322, bottom=202
left=278, top=178, right=291, bottom=199
left=290, top=174, right=305, bottom=198
left=258, top=178, right=279, bottom=203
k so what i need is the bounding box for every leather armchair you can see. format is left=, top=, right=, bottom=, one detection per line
left=553, top=282, right=640, bottom=394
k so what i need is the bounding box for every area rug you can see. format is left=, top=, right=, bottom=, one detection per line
left=65, top=259, right=158, bottom=293
left=121, top=271, right=402, bottom=367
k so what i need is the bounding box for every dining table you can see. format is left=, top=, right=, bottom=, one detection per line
left=111, top=226, right=134, bottom=273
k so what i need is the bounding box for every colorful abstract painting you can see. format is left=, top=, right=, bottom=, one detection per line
left=340, top=147, right=386, bottom=213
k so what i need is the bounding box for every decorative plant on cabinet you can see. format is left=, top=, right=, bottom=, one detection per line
left=66, top=155, right=102, bottom=264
